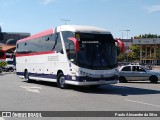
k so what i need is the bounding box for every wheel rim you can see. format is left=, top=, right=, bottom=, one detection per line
left=59, top=77, right=65, bottom=87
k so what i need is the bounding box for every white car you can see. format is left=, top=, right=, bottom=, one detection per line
left=118, top=64, right=160, bottom=83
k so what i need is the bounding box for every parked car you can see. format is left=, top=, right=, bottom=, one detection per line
left=118, top=64, right=160, bottom=83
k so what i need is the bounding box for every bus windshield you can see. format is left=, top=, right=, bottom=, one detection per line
left=76, top=33, right=117, bottom=70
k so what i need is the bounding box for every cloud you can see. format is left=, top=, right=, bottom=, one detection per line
left=148, top=5, right=160, bottom=13
left=40, top=0, right=55, bottom=5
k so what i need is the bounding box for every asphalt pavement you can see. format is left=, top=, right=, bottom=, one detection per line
left=0, top=72, right=160, bottom=120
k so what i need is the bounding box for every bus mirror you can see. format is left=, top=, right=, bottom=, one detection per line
left=115, top=39, right=125, bottom=56
left=68, top=37, right=80, bottom=52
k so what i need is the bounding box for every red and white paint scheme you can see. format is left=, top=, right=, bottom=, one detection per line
left=16, top=25, right=120, bottom=89
left=115, top=38, right=125, bottom=53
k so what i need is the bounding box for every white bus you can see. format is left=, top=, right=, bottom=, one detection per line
left=16, top=25, right=123, bottom=88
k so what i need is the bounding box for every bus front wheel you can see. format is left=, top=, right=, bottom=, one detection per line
left=57, top=73, right=68, bottom=89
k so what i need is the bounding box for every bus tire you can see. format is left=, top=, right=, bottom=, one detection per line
left=57, top=73, right=68, bottom=89
left=24, top=70, right=31, bottom=83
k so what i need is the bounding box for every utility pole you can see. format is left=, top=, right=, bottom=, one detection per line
left=61, top=19, right=70, bottom=25
left=120, top=30, right=130, bottom=39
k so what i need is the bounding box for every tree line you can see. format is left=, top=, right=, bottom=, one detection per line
left=134, top=33, right=160, bottom=39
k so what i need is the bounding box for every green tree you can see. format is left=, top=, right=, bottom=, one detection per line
left=128, top=45, right=140, bottom=61
left=139, top=34, right=160, bottom=38
left=118, top=53, right=127, bottom=61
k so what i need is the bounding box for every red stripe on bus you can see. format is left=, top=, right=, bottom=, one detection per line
left=17, top=29, right=54, bottom=43
left=16, top=51, right=55, bottom=57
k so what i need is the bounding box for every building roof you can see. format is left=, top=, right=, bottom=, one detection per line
left=0, top=45, right=16, bottom=51
left=133, top=38, right=160, bottom=45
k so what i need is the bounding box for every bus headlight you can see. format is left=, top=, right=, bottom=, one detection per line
left=79, top=71, right=90, bottom=76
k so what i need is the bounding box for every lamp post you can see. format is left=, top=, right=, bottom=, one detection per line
left=126, top=30, right=130, bottom=39
left=120, top=30, right=130, bottom=39
left=61, top=19, right=70, bottom=25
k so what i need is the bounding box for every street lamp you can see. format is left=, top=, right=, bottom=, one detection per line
left=120, top=30, right=130, bottom=39
left=61, top=19, right=70, bottom=25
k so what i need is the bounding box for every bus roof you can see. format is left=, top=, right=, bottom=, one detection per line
left=56, top=25, right=111, bottom=34
left=17, top=29, right=54, bottom=43
left=17, top=25, right=111, bottom=43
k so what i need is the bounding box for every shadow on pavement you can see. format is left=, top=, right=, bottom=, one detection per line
left=23, top=80, right=160, bottom=97
left=73, top=84, right=160, bottom=96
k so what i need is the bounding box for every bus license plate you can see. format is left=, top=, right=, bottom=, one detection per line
left=99, top=80, right=106, bottom=83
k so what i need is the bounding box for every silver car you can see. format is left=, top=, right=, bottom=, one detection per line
left=118, top=65, right=160, bottom=83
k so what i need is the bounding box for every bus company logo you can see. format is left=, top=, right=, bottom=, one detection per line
left=95, top=71, right=113, bottom=75
left=48, top=56, right=59, bottom=61
left=2, top=112, right=11, bottom=117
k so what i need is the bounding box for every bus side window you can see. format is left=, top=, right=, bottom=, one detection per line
left=54, top=33, right=63, bottom=53
left=67, top=41, right=77, bottom=64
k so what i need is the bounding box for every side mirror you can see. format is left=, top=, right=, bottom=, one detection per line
left=115, top=39, right=125, bottom=56
left=67, top=37, right=80, bottom=52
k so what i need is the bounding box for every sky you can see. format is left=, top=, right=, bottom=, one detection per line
left=0, top=0, right=160, bottom=39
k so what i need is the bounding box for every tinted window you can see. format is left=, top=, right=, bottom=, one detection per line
left=7, top=61, right=13, bottom=64
left=62, top=31, right=74, bottom=50
left=133, top=66, right=145, bottom=72
left=61, top=31, right=77, bottom=63
left=54, top=33, right=63, bottom=53
left=16, top=34, right=56, bottom=54
left=77, top=33, right=117, bottom=70
left=122, top=66, right=131, bottom=71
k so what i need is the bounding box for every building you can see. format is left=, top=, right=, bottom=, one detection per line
left=0, top=26, right=30, bottom=45
left=120, top=39, right=133, bottom=52
left=0, top=45, right=16, bottom=53
left=133, top=38, right=160, bottom=65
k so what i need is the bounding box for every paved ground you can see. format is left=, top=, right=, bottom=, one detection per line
left=0, top=72, right=160, bottom=120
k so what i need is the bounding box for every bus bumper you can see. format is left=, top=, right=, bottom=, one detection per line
left=65, top=80, right=118, bottom=86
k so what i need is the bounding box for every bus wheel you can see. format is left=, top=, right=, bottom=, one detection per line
left=57, top=73, right=68, bottom=89
left=24, top=70, right=31, bottom=83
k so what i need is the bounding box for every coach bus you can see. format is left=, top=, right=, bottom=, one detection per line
left=16, top=25, right=123, bottom=89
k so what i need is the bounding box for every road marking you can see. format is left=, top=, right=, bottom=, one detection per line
left=0, top=117, right=5, bottom=120
left=125, top=99, right=160, bottom=108
left=20, top=86, right=42, bottom=93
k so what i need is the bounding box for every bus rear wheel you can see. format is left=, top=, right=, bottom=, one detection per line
left=24, top=70, right=31, bottom=83
left=57, top=73, right=68, bottom=89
